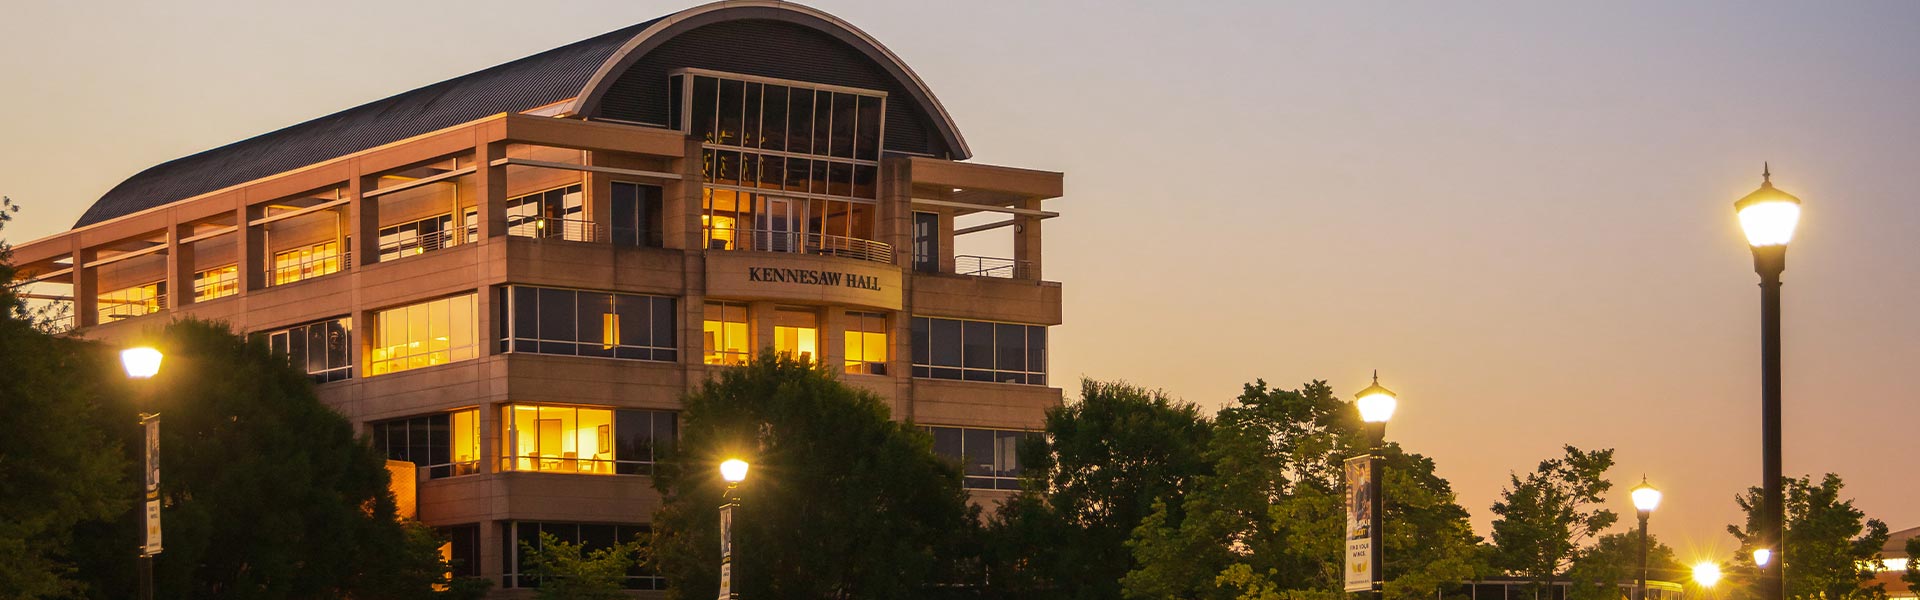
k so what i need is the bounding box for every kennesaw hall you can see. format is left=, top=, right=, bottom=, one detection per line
left=7, top=1, right=1065, bottom=592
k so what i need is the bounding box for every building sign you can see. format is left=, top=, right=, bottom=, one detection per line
left=1343, top=455, right=1373, bottom=592
left=144, top=416, right=162, bottom=555
left=747, top=267, right=883, bottom=291
left=705, top=252, right=903, bottom=311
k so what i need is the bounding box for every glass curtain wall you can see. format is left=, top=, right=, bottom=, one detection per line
left=911, top=317, right=1048, bottom=385
left=266, top=316, right=354, bottom=383
left=499, top=405, right=676, bottom=475
left=370, top=294, right=478, bottom=375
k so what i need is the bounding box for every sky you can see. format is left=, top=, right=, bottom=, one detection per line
left=3, top=0, right=1917, bottom=563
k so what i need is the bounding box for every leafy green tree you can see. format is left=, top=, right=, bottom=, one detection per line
left=519, top=531, right=648, bottom=599
left=1489, top=446, right=1618, bottom=589
left=1122, top=380, right=1481, bottom=600
left=1903, top=535, right=1919, bottom=597
left=67, top=319, right=458, bottom=598
left=0, top=197, right=135, bottom=597
left=986, top=379, right=1214, bottom=600
left=1564, top=531, right=1680, bottom=600
left=649, top=352, right=977, bottom=600
left=1727, top=473, right=1890, bottom=600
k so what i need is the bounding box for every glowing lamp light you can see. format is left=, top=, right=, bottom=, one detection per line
left=1354, top=371, right=1398, bottom=424
left=1692, top=562, right=1722, bottom=588
left=720, top=459, right=750, bottom=484
left=1753, top=548, right=1772, bottom=567
left=1630, top=478, right=1662, bottom=512
left=1735, top=164, right=1802, bottom=247
left=121, top=347, right=163, bottom=379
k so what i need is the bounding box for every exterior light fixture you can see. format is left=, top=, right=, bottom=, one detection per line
left=1692, top=562, right=1722, bottom=588
left=1753, top=548, right=1772, bottom=567
left=1631, top=478, right=1663, bottom=512
left=1631, top=477, right=1662, bottom=600
left=1735, top=164, right=1799, bottom=600
left=1735, top=164, right=1802, bottom=248
left=720, top=459, right=750, bottom=485
left=122, top=347, right=163, bottom=379
left=1354, top=371, right=1398, bottom=424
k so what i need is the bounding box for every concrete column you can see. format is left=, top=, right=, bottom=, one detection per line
left=937, top=209, right=957, bottom=274
left=166, top=221, right=194, bottom=309
left=71, top=238, right=97, bottom=328
left=475, top=141, right=508, bottom=240
left=822, top=307, right=848, bottom=373
left=237, top=202, right=266, bottom=292
left=349, top=173, right=379, bottom=269
left=664, top=138, right=705, bottom=251
left=748, top=301, right=777, bottom=359
left=1013, top=198, right=1043, bottom=281
left=584, top=151, right=612, bottom=243
left=876, top=157, right=913, bottom=267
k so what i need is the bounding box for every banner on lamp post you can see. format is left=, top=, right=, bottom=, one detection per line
left=143, top=415, right=162, bottom=556
left=1344, top=455, right=1374, bottom=592
left=717, top=502, right=734, bottom=599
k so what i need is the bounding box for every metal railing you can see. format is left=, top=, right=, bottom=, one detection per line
left=705, top=227, right=894, bottom=264
left=100, top=293, right=165, bottom=322
left=509, top=217, right=604, bottom=243
left=268, top=249, right=351, bottom=287
left=377, top=228, right=462, bottom=261
left=954, top=255, right=1033, bottom=279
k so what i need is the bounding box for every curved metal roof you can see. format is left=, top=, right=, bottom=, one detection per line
left=74, top=1, right=970, bottom=229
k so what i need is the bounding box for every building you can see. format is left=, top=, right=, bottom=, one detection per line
left=6, top=2, right=1064, bottom=592
left=1872, top=526, right=1918, bottom=599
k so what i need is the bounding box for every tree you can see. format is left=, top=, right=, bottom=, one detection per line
left=649, top=352, right=977, bottom=600
left=1904, top=535, right=1918, bottom=598
left=1122, top=380, right=1482, bottom=600
left=1727, top=473, right=1890, bottom=600
left=1564, top=531, right=1681, bottom=600
left=1489, top=445, right=1618, bottom=589
left=0, top=197, right=135, bottom=597
left=519, top=531, right=648, bottom=599
left=67, top=319, right=459, bottom=598
left=986, top=379, right=1214, bottom=600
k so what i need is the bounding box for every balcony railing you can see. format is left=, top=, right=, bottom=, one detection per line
left=509, top=217, right=603, bottom=243
left=705, top=227, right=894, bottom=264
left=377, top=229, right=462, bottom=261
left=954, top=255, right=1032, bottom=279
left=269, top=249, right=351, bottom=287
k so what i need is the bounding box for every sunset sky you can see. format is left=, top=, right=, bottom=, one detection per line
left=4, top=1, right=1917, bottom=562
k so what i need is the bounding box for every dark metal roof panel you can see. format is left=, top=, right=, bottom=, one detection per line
left=74, top=18, right=662, bottom=228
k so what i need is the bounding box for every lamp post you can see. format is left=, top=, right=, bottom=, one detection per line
left=718, top=458, right=749, bottom=600
left=1630, top=478, right=1662, bottom=600
left=1734, top=164, right=1800, bottom=600
left=1353, top=372, right=1397, bottom=597
left=121, top=347, right=163, bottom=600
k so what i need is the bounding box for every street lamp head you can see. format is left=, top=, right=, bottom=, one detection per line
left=1354, top=370, right=1398, bottom=424
left=1692, top=562, right=1722, bottom=588
left=1734, top=163, right=1802, bottom=248
left=121, top=347, right=163, bottom=379
left=720, top=458, right=750, bottom=484
left=1630, top=477, right=1662, bottom=512
left=1752, top=547, right=1772, bottom=567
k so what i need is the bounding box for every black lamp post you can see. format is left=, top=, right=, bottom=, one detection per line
left=1354, top=372, right=1398, bottom=596
left=1734, top=164, right=1800, bottom=600
left=718, top=458, right=749, bottom=600
left=121, top=347, right=163, bottom=600
left=1630, top=477, right=1662, bottom=600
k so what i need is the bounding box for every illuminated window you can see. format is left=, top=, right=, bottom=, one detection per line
left=98, top=281, right=165, bottom=322
left=378, top=210, right=474, bottom=261
left=371, top=409, right=480, bottom=479
left=506, top=184, right=584, bottom=240
left=501, top=286, right=676, bottom=361
left=193, top=265, right=238, bottom=301
left=844, top=311, right=888, bottom=375
left=774, top=307, right=818, bottom=363
left=272, top=240, right=344, bottom=285
left=912, top=317, right=1047, bottom=385
left=369, top=294, right=477, bottom=376
left=924, top=425, right=1034, bottom=490
left=703, top=301, right=749, bottom=365
left=265, top=317, right=353, bottom=383
left=499, top=405, right=676, bottom=476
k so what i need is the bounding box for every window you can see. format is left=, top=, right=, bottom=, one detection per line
left=437, top=524, right=481, bottom=578
left=506, top=184, right=584, bottom=240
left=703, top=301, right=749, bottom=365
left=912, top=317, right=1048, bottom=385
left=610, top=182, right=664, bottom=247
left=499, top=405, right=676, bottom=476
left=378, top=210, right=475, bottom=261
left=774, top=307, right=818, bottom=363
left=98, top=281, right=164, bottom=321
left=272, top=240, right=344, bottom=285
left=912, top=212, right=939, bottom=273
left=266, top=317, right=353, bottom=383
left=193, top=265, right=238, bottom=301
left=502, top=286, right=677, bottom=362
left=925, top=426, right=1033, bottom=490
left=370, top=294, right=478, bottom=376
left=845, top=312, right=888, bottom=375
left=503, top=522, right=660, bottom=590
left=372, top=409, right=480, bottom=479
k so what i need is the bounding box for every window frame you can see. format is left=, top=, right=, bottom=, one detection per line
left=911, top=316, right=1048, bottom=386
left=499, top=285, right=678, bottom=363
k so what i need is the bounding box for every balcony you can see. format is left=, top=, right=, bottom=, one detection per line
left=705, top=227, right=893, bottom=264
left=509, top=216, right=604, bottom=243
left=952, top=255, right=1032, bottom=280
